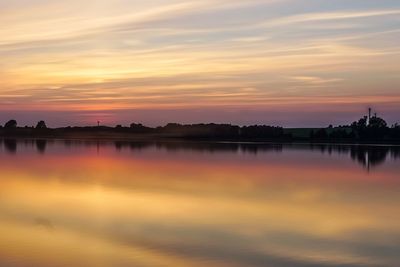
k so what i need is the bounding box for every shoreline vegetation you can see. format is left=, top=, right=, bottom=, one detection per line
left=1, top=112, right=399, bottom=144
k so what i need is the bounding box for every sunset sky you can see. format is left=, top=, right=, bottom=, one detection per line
left=0, top=0, right=399, bottom=127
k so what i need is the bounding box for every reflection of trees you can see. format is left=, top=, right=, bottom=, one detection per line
left=114, top=141, right=123, bottom=151
left=36, top=140, right=47, bottom=154
left=308, top=144, right=398, bottom=170
left=116, top=142, right=397, bottom=170
left=110, top=141, right=286, bottom=155
left=240, top=144, right=283, bottom=154
left=4, top=139, right=17, bottom=154
left=391, top=148, right=400, bottom=160
left=1, top=139, right=399, bottom=171
left=350, top=146, right=389, bottom=170
left=302, top=144, right=399, bottom=170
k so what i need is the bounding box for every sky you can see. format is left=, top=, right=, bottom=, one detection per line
left=0, top=0, right=399, bottom=127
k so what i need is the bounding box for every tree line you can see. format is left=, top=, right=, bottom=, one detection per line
left=310, top=114, right=400, bottom=142
left=1, top=113, right=399, bottom=143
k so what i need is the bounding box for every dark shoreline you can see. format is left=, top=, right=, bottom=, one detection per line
left=1, top=133, right=400, bottom=145
left=1, top=113, right=400, bottom=145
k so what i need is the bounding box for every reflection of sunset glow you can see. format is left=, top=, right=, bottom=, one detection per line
left=0, top=142, right=400, bottom=266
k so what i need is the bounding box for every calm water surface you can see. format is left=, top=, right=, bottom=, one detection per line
left=0, top=139, right=399, bottom=267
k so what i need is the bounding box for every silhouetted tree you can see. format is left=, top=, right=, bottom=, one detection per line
left=366, top=115, right=388, bottom=139
left=130, top=123, right=152, bottom=133
left=130, top=123, right=143, bottom=128
left=369, top=116, right=387, bottom=128
left=36, top=120, right=47, bottom=129
left=4, top=120, right=17, bottom=129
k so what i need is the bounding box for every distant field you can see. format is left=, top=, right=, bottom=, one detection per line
left=284, top=127, right=353, bottom=139
left=284, top=128, right=319, bottom=138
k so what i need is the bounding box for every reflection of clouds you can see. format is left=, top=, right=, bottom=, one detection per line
left=99, top=223, right=378, bottom=267
left=0, top=178, right=399, bottom=266
left=34, top=217, right=54, bottom=230
left=0, top=141, right=399, bottom=266
left=0, top=188, right=388, bottom=267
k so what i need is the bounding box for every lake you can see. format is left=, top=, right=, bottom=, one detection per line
left=0, top=139, right=399, bottom=267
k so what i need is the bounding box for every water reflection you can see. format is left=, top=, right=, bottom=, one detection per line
left=1, top=139, right=399, bottom=170
left=3, top=139, right=17, bottom=154
left=0, top=139, right=399, bottom=266
left=36, top=139, right=47, bottom=154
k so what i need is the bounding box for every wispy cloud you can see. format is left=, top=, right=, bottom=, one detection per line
left=0, top=0, right=399, bottom=125
left=260, top=9, right=400, bottom=28
left=289, top=76, right=344, bottom=85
